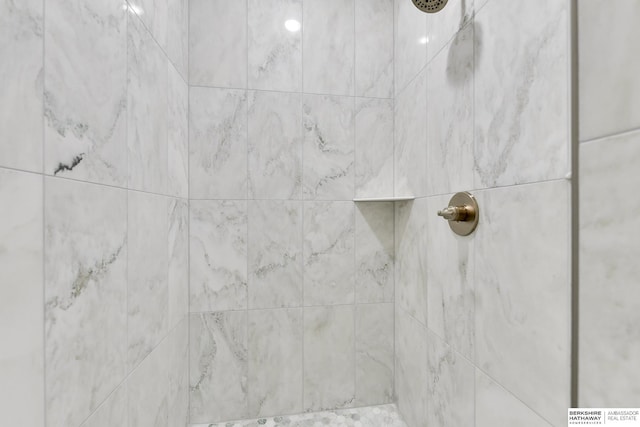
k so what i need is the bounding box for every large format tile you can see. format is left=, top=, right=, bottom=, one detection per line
left=128, top=340, right=168, bottom=427
left=474, top=0, right=568, bottom=188
left=426, top=195, right=474, bottom=360
left=426, top=24, right=474, bottom=196
left=248, top=91, right=302, bottom=200
left=80, top=384, right=127, bottom=427
left=355, top=202, right=394, bottom=304
left=355, top=0, right=393, bottom=98
left=248, top=0, right=302, bottom=92
left=189, top=87, right=248, bottom=199
left=168, top=319, right=189, bottom=427
left=44, top=0, right=126, bottom=185
left=394, top=0, right=426, bottom=94
left=248, top=308, right=303, bottom=417
left=0, top=169, right=43, bottom=426
left=303, top=0, right=354, bottom=96
left=168, top=63, right=188, bottom=199
left=355, top=98, right=394, bottom=199
left=190, top=200, right=248, bottom=312
left=579, top=0, right=640, bottom=141
left=248, top=200, right=303, bottom=309
left=303, top=95, right=355, bottom=201
left=303, top=201, right=355, bottom=306
left=190, top=312, right=248, bottom=423
left=128, top=14, right=168, bottom=194
left=425, top=0, right=474, bottom=63
left=127, top=191, right=168, bottom=369
left=128, top=0, right=168, bottom=50
left=189, top=0, right=247, bottom=88
left=304, top=306, right=355, bottom=412
left=168, top=198, right=188, bottom=329
left=579, top=132, right=640, bottom=406
left=0, top=0, right=43, bottom=172
left=45, top=178, right=127, bottom=427
left=355, top=304, right=394, bottom=406
left=167, top=0, right=188, bottom=79
left=475, top=181, right=570, bottom=426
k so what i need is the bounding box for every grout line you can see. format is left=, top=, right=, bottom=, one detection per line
left=579, top=125, right=640, bottom=145
left=41, top=0, right=47, bottom=421
left=188, top=83, right=393, bottom=100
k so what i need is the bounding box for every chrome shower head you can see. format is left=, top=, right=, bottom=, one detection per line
left=411, top=0, right=449, bottom=13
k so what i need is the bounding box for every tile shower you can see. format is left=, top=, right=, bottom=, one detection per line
left=0, top=1, right=639, bottom=427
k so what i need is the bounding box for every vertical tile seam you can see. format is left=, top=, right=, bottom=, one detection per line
left=570, top=0, right=579, bottom=409
left=42, top=0, right=47, bottom=420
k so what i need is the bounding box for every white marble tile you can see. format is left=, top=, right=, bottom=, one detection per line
left=355, top=98, right=394, bottom=199
left=394, top=0, right=427, bottom=95
left=0, top=169, right=43, bottom=426
left=303, top=95, right=355, bottom=200
left=395, top=307, right=428, bottom=427
left=168, top=198, right=188, bottom=328
left=355, top=0, right=393, bottom=98
left=248, top=0, right=302, bottom=92
left=579, top=0, right=640, bottom=141
left=395, top=69, right=427, bottom=198
left=303, top=0, right=355, bottom=96
left=248, top=200, right=303, bottom=309
left=303, top=201, right=355, bottom=306
left=127, top=191, right=169, bottom=369
left=129, top=0, right=168, bottom=51
left=425, top=195, right=474, bottom=360
left=190, top=312, right=248, bottom=423
left=475, top=370, right=552, bottom=427
left=168, top=62, right=188, bottom=199
left=189, top=87, right=248, bottom=199
left=128, top=336, right=169, bottom=427
left=45, top=177, right=127, bottom=427
left=355, top=303, right=393, bottom=406
left=248, top=308, right=303, bottom=417
left=80, top=384, right=127, bottom=427
left=128, top=14, right=168, bottom=194
left=189, top=0, right=247, bottom=88
left=426, top=331, right=474, bottom=427
left=44, top=0, right=126, bottom=186
left=190, top=200, right=248, bottom=312
left=0, top=0, right=43, bottom=172
left=167, top=0, right=188, bottom=80
left=475, top=181, right=570, bottom=427
left=394, top=199, right=427, bottom=325
left=426, top=0, right=474, bottom=62
left=355, top=202, right=394, bottom=304
left=426, top=24, right=474, bottom=197
left=248, top=91, right=302, bottom=200
left=579, top=132, right=640, bottom=406
left=168, top=319, right=189, bottom=427
left=474, top=0, right=568, bottom=188
left=304, top=305, right=355, bottom=412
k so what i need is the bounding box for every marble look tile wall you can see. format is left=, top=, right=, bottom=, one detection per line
left=578, top=2, right=640, bottom=407
left=0, top=0, right=190, bottom=425
left=188, top=0, right=395, bottom=422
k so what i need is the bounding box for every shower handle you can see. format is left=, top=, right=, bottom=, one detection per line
left=437, top=192, right=480, bottom=236
left=437, top=205, right=474, bottom=222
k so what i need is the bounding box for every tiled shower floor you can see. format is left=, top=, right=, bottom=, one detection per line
left=191, top=404, right=407, bottom=427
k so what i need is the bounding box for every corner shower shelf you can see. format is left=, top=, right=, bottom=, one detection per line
left=353, top=196, right=415, bottom=202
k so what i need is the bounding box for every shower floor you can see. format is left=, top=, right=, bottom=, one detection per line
left=190, top=404, right=407, bottom=427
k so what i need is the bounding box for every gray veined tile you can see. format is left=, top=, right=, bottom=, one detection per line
left=355, top=202, right=394, bottom=304
left=189, top=0, right=247, bottom=88
left=190, top=312, right=248, bottom=423
left=190, top=200, right=248, bottom=312
left=304, top=305, right=355, bottom=412
left=128, top=337, right=169, bottom=427
left=0, top=169, right=43, bottom=426
left=248, top=308, right=303, bottom=417
left=168, top=198, right=188, bottom=329
left=168, top=319, right=189, bottom=427
left=80, top=384, right=127, bottom=427
left=248, top=200, right=303, bottom=309
left=425, top=0, right=474, bottom=63
left=127, top=191, right=169, bottom=370
left=167, top=0, right=188, bottom=80
left=355, top=98, right=394, bottom=199
left=248, top=0, right=302, bottom=92
left=168, top=62, right=189, bottom=199
left=128, top=0, right=168, bottom=51
left=474, top=0, right=568, bottom=188
left=189, top=87, right=248, bottom=200
left=0, top=0, right=43, bottom=173
left=303, top=0, right=355, bottom=96
left=248, top=91, right=302, bottom=200
left=394, top=0, right=427, bottom=95
left=303, top=201, right=355, bottom=306
left=44, top=0, right=126, bottom=185
left=128, top=13, right=168, bottom=194
left=45, top=177, right=127, bottom=427
left=303, top=95, right=355, bottom=201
